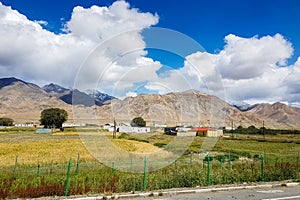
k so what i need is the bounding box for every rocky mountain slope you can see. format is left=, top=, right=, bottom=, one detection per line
left=0, top=78, right=72, bottom=122
left=245, top=102, right=300, bottom=127
left=42, top=83, right=116, bottom=106
left=94, top=90, right=286, bottom=129
left=0, top=77, right=299, bottom=129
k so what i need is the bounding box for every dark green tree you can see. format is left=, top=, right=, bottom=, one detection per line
left=40, top=108, right=68, bottom=129
left=130, top=117, right=146, bottom=127
left=247, top=125, right=257, bottom=129
left=0, top=117, right=14, bottom=126
left=237, top=125, right=243, bottom=129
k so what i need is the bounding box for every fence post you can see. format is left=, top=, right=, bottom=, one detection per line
left=75, top=153, right=80, bottom=175
left=297, top=151, right=299, bottom=171
left=142, top=156, right=147, bottom=191
left=207, top=155, right=211, bottom=186
left=112, top=162, right=115, bottom=174
left=13, top=155, right=18, bottom=178
left=37, top=163, right=40, bottom=177
left=220, top=158, right=223, bottom=169
left=64, top=158, right=72, bottom=196
left=130, top=154, right=133, bottom=173
left=260, top=154, right=265, bottom=182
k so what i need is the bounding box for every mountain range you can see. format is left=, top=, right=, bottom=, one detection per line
left=42, top=83, right=116, bottom=106
left=0, top=77, right=299, bottom=129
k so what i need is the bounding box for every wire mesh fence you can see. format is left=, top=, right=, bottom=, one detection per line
left=0, top=151, right=299, bottom=198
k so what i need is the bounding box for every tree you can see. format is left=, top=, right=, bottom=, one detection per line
left=40, top=108, right=68, bottom=129
left=0, top=117, right=14, bottom=126
left=237, top=125, right=243, bottom=129
left=247, top=125, right=257, bottom=129
left=130, top=117, right=146, bottom=127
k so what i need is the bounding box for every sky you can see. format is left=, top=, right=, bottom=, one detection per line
left=0, top=0, right=300, bottom=106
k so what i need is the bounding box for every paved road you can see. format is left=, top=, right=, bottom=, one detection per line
left=123, top=186, right=300, bottom=200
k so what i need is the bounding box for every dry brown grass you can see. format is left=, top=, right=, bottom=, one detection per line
left=0, top=139, right=95, bottom=166
left=0, top=131, right=174, bottom=167
left=111, top=139, right=161, bottom=154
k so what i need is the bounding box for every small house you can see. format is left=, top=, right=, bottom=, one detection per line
left=193, top=128, right=223, bottom=137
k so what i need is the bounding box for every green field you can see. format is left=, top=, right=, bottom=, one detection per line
left=0, top=127, right=299, bottom=198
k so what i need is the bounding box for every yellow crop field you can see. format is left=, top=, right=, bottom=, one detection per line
left=0, top=139, right=95, bottom=166
left=0, top=131, right=173, bottom=167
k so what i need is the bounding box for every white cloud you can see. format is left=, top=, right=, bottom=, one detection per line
left=65, top=1, right=158, bottom=42
left=218, top=34, right=293, bottom=80
left=0, top=1, right=159, bottom=89
left=125, top=91, right=137, bottom=98
left=34, top=20, right=48, bottom=26
left=145, top=34, right=300, bottom=106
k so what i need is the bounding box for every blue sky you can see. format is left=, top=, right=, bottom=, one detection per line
left=0, top=0, right=300, bottom=106
left=2, top=0, right=300, bottom=63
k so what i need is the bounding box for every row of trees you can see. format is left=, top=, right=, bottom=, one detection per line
left=225, top=125, right=300, bottom=135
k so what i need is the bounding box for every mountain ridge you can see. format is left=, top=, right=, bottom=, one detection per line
left=0, top=77, right=299, bottom=129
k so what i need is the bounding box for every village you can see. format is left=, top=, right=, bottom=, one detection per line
left=102, top=121, right=224, bottom=137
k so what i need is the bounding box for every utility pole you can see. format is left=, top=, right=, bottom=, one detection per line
left=113, top=118, right=116, bottom=139
left=231, top=121, right=234, bottom=137
left=262, top=120, right=265, bottom=139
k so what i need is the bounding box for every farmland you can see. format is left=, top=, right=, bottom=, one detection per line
left=0, top=127, right=299, bottom=198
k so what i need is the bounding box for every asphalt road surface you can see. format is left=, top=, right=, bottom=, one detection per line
left=124, top=186, right=300, bottom=200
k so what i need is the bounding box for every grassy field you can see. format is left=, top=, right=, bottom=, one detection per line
left=0, top=127, right=299, bottom=198
left=1, top=128, right=299, bottom=165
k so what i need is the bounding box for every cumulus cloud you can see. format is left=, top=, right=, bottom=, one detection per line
left=145, top=34, right=299, bottom=106
left=64, top=1, right=158, bottom=42
left=0, top=1, right=159, bottom=89
left=218, top=34, right=293, bottom=80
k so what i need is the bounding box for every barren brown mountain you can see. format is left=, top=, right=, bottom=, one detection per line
left=0, top=78, right=299, bottom=129
left=246, top=102, right=300, bottom=127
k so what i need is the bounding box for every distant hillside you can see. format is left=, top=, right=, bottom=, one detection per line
left=42, top=84, right=116, bottom=106
left=42, top=83, right=69, bottom=94
left=94, top=90, right=296, bottom=129
left=0, top=78, right=72, bottom=123
left=86, top=89, right=117, bottom=105
left=246, top=102, right=300, bottom=127
left=234, top=104, right=256, bottom=112
left=1, top=77, right=300, bottom=129
left=0, top=77, right=39, bottom=90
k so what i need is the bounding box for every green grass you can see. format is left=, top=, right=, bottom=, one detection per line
left=0, top=128, right=299, bottom=198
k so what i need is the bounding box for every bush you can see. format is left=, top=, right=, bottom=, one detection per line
left=154, top=142, right=167, bottom=148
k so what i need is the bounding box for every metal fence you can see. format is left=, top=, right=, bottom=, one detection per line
left=0, top=151, right=299, bottom=198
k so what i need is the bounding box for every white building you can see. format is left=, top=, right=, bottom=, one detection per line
left=154, top=124, right=167, bottom=128
left=118, top=126, right=150, bottom=133
left=103, top=123, right=114, bottom=131
left=62, top=123, right=86, bottom=128
left=15, top=123, right=34, bottom=127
